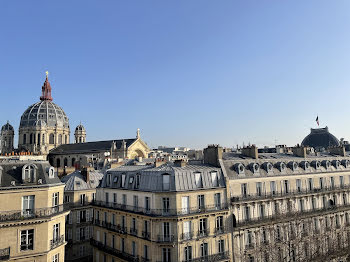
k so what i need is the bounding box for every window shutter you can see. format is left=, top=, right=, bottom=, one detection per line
left=77, top=211, right=80, bottom=224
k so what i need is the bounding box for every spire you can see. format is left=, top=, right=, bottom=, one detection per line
left=40, top=71, right=53, bottom=101
left=137, top=128, right=140, bottom=139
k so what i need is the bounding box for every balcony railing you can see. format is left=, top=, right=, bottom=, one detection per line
left=90, top=239, right=139, bottom=262
left=92, top=200, right=228, bottom=217
left=236, top=204, right=350, bottom=228
left=231, top=185, right=350, bottom=203
left=95, top=220, right=128, bottom=234
left=0, top=205, right=68, bottom=223
left=182, top=251, right=229, bottom=262
left=50, top=235, right=65, bottom=250
left=142, top=231, right=151, bottom=240
left=0, top=247, right=10, bottom=261
left=130, top=228, right=138, bottom=236
left=197, top=229, right=209, bottom=238
left=65, top=201, right=92, bottom=208
left=157, top=235, right=175, bottom=243
left=181, top=232, right=194, bottom=241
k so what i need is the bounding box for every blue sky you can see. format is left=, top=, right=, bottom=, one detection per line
left=1, top=1, right=350, bottom=149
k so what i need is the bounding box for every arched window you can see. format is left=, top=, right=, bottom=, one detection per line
left=49, top=134, right=55, bottom=145
left=56, top=158, right=61, bottom=168
left=23, top=165, right=36, bottom=183
left=29, top=134, right=33, bottom=144
left=37, top=134, right=40, bottom=145
left=42, top=134, right=45, bottom=144
left=23, top=134, right=26, bottom=144
left=64, top=158, right=68, bottom=167
left=72, top=158, right=76, bottom=167
left=58, top=134, right=62, bottom=145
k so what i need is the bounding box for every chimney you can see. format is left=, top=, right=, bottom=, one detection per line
left=241, top=145, right=259, bottom=159
left=174, top=159, right=187, bottom=167
left=155, top=158, right=166, bottom=167
left=81, top=167, right=90, bottom=183
left=203, top=145, right=223, bottom=167
left=292, top=145, right=307, bottom=158
left=329, top=146, right=346, bottom=157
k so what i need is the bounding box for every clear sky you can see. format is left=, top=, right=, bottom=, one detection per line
left=1, top=1, right=350, bottom=149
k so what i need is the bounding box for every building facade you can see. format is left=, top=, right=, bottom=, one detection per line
left=62, top=168, right=104, bottom=262
left=0, top=122, right=14, bottom=154
left=0, top=158, right=69, bottom=262
left=91, top=161, right=231, bottom=262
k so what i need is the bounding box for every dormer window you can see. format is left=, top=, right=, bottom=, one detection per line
left=195, top=172, right=203, bottom=188
left=129, top=177, right=134, bottom=184
left=121, top=174, right=126, bottom=188
left=211, top=172, right=218, bottom=187
left=162, top=174, right=170, bottom=190
left=135, top=174, right=140, bottom=189
left=48, top=167, right=55, bottom=178
left=113, top=176, right=118, bottom=183
left=22, top=165, right=36, bottom=183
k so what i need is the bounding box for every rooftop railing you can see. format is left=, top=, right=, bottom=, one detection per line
left=231, top=185, right=350, bottom=203
left=0, top=205, right=68, bottom=223
left=92, top=200, right=228, bottom=217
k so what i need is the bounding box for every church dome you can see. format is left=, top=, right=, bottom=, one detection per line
left=301, top=127, right=340, bottom=149
left=20, top=101, right=69, bottom=129
left=75, top=123, right=85, bottom=132
left=1, top=122, right=14, bottom=132
left=19, top=75, right=69, bottom=129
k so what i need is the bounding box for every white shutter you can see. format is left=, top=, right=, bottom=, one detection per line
left=76, top=229, right=80, bottom=241
left=77, top=211, right=80, bottom=224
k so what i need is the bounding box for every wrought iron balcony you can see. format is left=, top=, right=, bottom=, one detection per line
left=0, top=204, right=68, bottom=223
left=92, top=200, right=228, bottom=217
left=142, top=231, right=151, bottom=240
left=181, top=232, right=194, bottom=241
left=197, top=229, right=209, bottom=238
left=50, top=235, right=65, bottom=250
left=94, top=220, right=128, bottom=234
left=130, top=228, right=138, bottom=236
left=231, top=185, right=350, bottom=203
left=157, top=235, right=175, bottom=243
left=182, top=251, right=229, bottom=262
left=0, top=247, right=10, bottom=261
left=90, top=239, right=140, bottom=262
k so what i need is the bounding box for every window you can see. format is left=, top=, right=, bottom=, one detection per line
left=162, top=248, right=171, bottom=262
left=311, top=198, right=317, bottom=210
left=92, top=193, right=96, bottom=201
left=21, top=229, right=34, bottom=251
left=144, top=245, right=149, bottom=260
left=135, top=174, right=140, bottom=189
left=296, top=179, right=302, bottom=192
left=211, top=172, right=218, bottom=187
left=162, top=198, right=170, bottom=214
left=274, top=201, right=280, bottom=215
left=319, top=177, right=324, bottom=189
left=259, top=204, right=265, bottom=218
left=105, top=193, right=109, bottom=204
left=53, top=223, right=60, bottom=241
left=283, top=180, right=289, bottom=193
left=52, top=254, right=59, bottom=262
left=246, top=230, right=253, bottom=247
left=256, top=182, right=262, bottom=196
left=113, top=176, right=118, bottom=183
left=121, top=216, right=126, bottom=228
left=22, top=195, right=35, bottom=216
left=182, top=196, right=189, bottom=214
left=199, top=218, right=207, bottom=236
left=132, top=241, right=136, bottom=256
left=214, top=193, right=221, bottom=209
left=244, top=206, right=251, bottom=220
left=129, top=177, right=134, bottom=184
left=330, top=177, right=335, bottom=189
left=121, top=238, right=125, bottom=252
left=218, top=239, right=225, bottom=253
left=162, top=174, right=170, bottom=190
left=52, top=192, right=59, bottom=207
left=241, top=183, right=248, bottom=197
left=112, top=214, right=116, bottom=226
left=195, top=172, right=203, bottom=188
left=198, top=195, right=205, bottom=210
left=299, top=199, right=304, bottom=212
left=183, top=221, right=191, bottom=240
left=200, top=243, right=208, bottom=258
left=270, top=181, right=276, bottom=195
left=122, top=194, right=127, bottom=207
left=23, top=165, right=35, bottom=183
left=112, top=235, right=115, bottom=248
left=145, top=197, right=150, bottom=211
left=121, top=174, right=126, bottom=187
left=113, top=193, right=117, bottom=204
left=80, top=194, right=86, bottom=205
left=64, top=195, right=70, bottom=203
left=308, top=178, right=313, bottom=191
left=163, top=222, right=170, bottom=239
left=343, top=193, right=347, bottom=205
left=49, top=134, right=55, bottom=144
left=340, top=176, right=344, bottom=187
left=134, top=195, right=139, bottom=210
left=216, top=216, right=223, bottom=232
left=184, top=246, right=192, bottom=261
